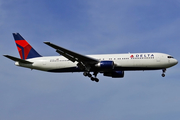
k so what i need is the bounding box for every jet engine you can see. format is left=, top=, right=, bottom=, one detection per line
left=103, top=71, right=124, bottom=78
left=95, top=61, right=114, bottom=69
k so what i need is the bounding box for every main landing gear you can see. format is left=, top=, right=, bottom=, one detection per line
left=83, top=72, right=99, bottom=82
left=162, top=69, right=166, bottom=77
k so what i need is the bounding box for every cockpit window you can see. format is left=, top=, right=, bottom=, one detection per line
left=168, top=56, right=174, bottom=58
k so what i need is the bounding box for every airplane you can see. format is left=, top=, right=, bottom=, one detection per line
left=4, top=33, right=178, bottom=82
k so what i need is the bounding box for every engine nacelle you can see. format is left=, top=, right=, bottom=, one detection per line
left=103, top=71, right=124, bottom=78
left=95, top=61, right=114, bottom=69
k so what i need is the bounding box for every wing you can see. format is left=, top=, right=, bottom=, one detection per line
left=44, top=42, right=99, bottom=70
left=4, top=55, right=33, bottom=64
left=44, top=42, right=98, bottom=63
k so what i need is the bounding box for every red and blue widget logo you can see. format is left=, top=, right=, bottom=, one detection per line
left=13, top=33, right=41, bottom=60
left=15, top=40, right=33, bottom=60
left=130, top=55, right=134, bottom=58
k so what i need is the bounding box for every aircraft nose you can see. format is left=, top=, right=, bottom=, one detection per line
left=173, top=59, right=178, bottom=65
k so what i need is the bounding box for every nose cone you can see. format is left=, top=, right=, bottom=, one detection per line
left=168, top=58, right=178, bottom=68
left=173, top=59, right=178, bottom=65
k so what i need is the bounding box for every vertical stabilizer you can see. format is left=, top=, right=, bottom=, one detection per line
left=13, top=33, right=41, bottom=60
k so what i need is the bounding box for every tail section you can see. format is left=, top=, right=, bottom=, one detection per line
left=13, top=33, right=41, bottom=60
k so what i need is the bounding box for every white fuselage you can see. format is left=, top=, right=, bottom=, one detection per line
left=15, top=53, right=178, bottom=72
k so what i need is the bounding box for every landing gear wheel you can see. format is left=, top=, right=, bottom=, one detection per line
left=84, top=72, right=99, bottom=82
left=94, top=78, right=99, bottom=82
left=90, top=77, right=99, bottom=82
left=88, top=74, right=92, bottom=78
left=83, top=72, right=92, bottom=78
left=83, top=72, right=88, bottom=77
left=162, top=69, right=166, bottom=77
left=162, top=73, right=165, bottom=77
left=91, top=77, right=95, bottom=81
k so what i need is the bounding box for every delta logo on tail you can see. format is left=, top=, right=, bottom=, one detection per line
left=13, top=33, right=41, bottom=60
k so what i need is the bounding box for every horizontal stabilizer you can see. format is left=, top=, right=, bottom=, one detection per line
left=3, top=55, right=33, bottom=64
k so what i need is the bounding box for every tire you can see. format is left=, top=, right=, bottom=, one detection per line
left=162, top=74, right=165, bottom=77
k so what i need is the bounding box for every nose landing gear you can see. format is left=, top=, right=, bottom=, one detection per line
left=162, top=69, right=166, bottom=77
